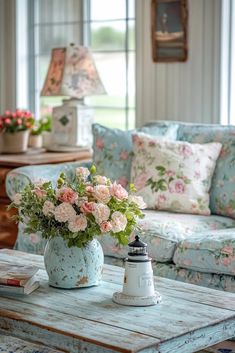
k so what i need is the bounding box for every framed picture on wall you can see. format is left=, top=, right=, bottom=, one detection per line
left=151, top=0, right=188, bottom=62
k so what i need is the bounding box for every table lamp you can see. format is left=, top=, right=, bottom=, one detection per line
left=41, top=44, right=106, bottom=151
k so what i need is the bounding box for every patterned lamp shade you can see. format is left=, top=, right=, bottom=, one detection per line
left=41, top=45, right=106, bottom=99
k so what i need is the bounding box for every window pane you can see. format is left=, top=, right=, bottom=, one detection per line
left=90, top=0, right=126, bottom=21
left=36, top=24, right=82, bottom=55
left=94, top=108, right=126, bottom=129
left=91, top=21, right=126, bottom=51
left=128, top=108, right=135, bottom=129
left=128, top=52, right=135, bottom=108
left=128, top=0, right=135, bottom=19
left=128, top=20, right=135, bottom=51
left=86, top=52, right=126, bottom=107
left=35, top=0, right=82, bottom=24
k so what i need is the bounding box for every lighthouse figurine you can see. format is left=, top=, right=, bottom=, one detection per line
left=112, top=235, right=161, bottom=306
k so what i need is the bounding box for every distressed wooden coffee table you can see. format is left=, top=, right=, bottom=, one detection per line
left=0, top=249, right=235, bottom=353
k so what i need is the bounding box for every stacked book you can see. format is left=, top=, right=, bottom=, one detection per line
left=0, top=262, right=40, bottom=295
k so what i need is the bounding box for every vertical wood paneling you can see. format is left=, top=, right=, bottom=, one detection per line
left=0, top=0, right=16, bottom=112
left=136, top=0, right=221, bottom=126
left=0, top=0, right=6, bottom=112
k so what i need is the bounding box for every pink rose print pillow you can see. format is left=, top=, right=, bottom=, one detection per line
left=131, top=133, right=222, bottom=215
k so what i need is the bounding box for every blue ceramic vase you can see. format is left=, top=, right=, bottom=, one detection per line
left=44, top=236, right=104, bottom=289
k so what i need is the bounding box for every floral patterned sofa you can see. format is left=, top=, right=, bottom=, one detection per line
left=6, top=121, right=235, bottom=292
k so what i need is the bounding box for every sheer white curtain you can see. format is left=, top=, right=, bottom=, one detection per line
left=220, top=0, right=235, bottom=125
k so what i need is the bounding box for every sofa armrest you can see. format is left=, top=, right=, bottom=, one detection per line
left=6, top=161, right=92, bottom=200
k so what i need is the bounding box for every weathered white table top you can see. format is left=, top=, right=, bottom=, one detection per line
left=0, top=249, right=235, bottom=353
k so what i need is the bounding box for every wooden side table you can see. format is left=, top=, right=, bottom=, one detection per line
left=0, top=148, right=92, bottom=249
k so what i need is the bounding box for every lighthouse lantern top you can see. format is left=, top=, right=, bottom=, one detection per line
left=128, top=235, right=148, bottom=257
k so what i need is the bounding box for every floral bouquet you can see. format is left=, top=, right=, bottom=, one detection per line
left=10, top=166, right=146, bottom=248
left=0, top=109, right=34, bottom=133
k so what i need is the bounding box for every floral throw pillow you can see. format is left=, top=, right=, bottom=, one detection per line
left=92, top=123, right=179, bottom=188
left=131, top=133, right=222, bottom=215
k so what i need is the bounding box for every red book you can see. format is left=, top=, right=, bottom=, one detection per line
left=0, top=262, right=39, bottom=287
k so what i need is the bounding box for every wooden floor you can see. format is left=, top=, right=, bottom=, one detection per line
left=0, top=249, right=235, bottom=353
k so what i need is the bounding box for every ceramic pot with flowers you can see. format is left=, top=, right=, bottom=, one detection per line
left=10, top=166, right=146, bottom=289
left=0, top=109, right=34, bottom=153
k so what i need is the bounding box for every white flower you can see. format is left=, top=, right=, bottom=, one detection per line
left=93, top=185, right=111, bottom=204
left=75, top=196, right=88, bottom=207
left=75, top=167, right=90, bottom=180
left=128, top=195, right=146, bottom=209
left=13, top=193, right=22, bottom=205
left=111, top=211, right=127, bottom=233
left=92, top=203, right=110, bottom=224
left=68, top=214, right=87, bottom=232
left=42, top=200, right=55, bottom=216
left=54, top=202, right=76, bottom=223
left=93, top=175, right=108, bottom=185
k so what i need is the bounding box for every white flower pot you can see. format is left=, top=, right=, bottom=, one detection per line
left=1, top=130, right=29, bottom=153
left=28, top=134, right=43, bottom=148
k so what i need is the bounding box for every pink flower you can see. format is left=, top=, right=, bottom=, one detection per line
left=33, top=187, right=47, bottom=199
left=93, top=175, right=108, bottom=185
left=128, top=195, right=146, bottom=209
left=96, top=137, right=104, bottom=150
left=132, top=134, right=145, bottom=149
left=222, top=257, right=231, bottom=266
left=56, top=187, right=78, bottom=204
left=29, top=233, right=40, bottom=244
left=194, top=171, right=201, bottom=179
left=5, top=118, right=11, bottom=125
left=120, top=150, right=129, bottom=160
left=42, top=200, right=55, bottom=216
left=85, top=185, right=94, bottom=193
left=148, top=140, right=157, bottom=147
left=166, top=170, right=175, bottom=177
left=75, top=167, right=90, bottom=180
left=110, top=181, right=128, bottom=200
left=68, top=214, right=87, bottom=232
left=16, top=119, right=22, bottom=125
left=158, top=194, right=167, bottom=203
left=100, top=221, right=112, bottom=233
left=93, top=185, right=111, bottom=204
left=169, top=179, right=186, bottom=194
left=81, top=201, right=95, bottom=214
left=111, top=211, right=127, bottom=233
left=133, top=172, right=151, bottom=191
left=226, top=206, right=234, bottom=216
left=221, top=246, right=234, bottom=256
left=182, top=259, right=192, bottom=266
left=54, top=203, right=76, bottom=223
left=179, top=144, right=193, bottom=157
left=92, top=203, right=110, bottom=224
left=117, top=176, right=128, bottom=188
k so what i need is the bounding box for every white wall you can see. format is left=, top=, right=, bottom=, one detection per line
left=0, top=0, right=16, bottom=113
left=136, top=0, right=221, bottom=127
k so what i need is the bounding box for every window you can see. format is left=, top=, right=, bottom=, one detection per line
left=28, top=0, right=135, bottom=130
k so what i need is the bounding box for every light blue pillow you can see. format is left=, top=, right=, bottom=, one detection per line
left=92, top=123, right=179, bottom=187
left=210, top=141, right=235, bottom=218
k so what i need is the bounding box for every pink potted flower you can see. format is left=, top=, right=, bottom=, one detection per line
left=0, top=109, right=34, bottom=153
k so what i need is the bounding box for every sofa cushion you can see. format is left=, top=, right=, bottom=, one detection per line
left=130, top=133, right=221, bottom=215
left=152, top=262, right=235, bottom=292
left=99, top=210, right=235, bottom=263
left=92, top=123, right=178, bottom=188
left=173, top=228, right=235, bottom=276
left=210, top=142, right=235, bottom=218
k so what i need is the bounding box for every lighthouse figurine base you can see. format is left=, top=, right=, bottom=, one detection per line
left=112, top=291, right=161, bottom=307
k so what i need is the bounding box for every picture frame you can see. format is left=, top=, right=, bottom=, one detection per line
left=151, top=0, right=188, bottom=63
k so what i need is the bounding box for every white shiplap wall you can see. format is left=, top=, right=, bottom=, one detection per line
left=136, top=0, right=221, bottom=127
left=0, top=0, right=16, bottom=113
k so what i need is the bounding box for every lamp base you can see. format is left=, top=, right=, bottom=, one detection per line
left=52, top=99, right=94, bottom=148
left=112, top=291, right=161, bottom=307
